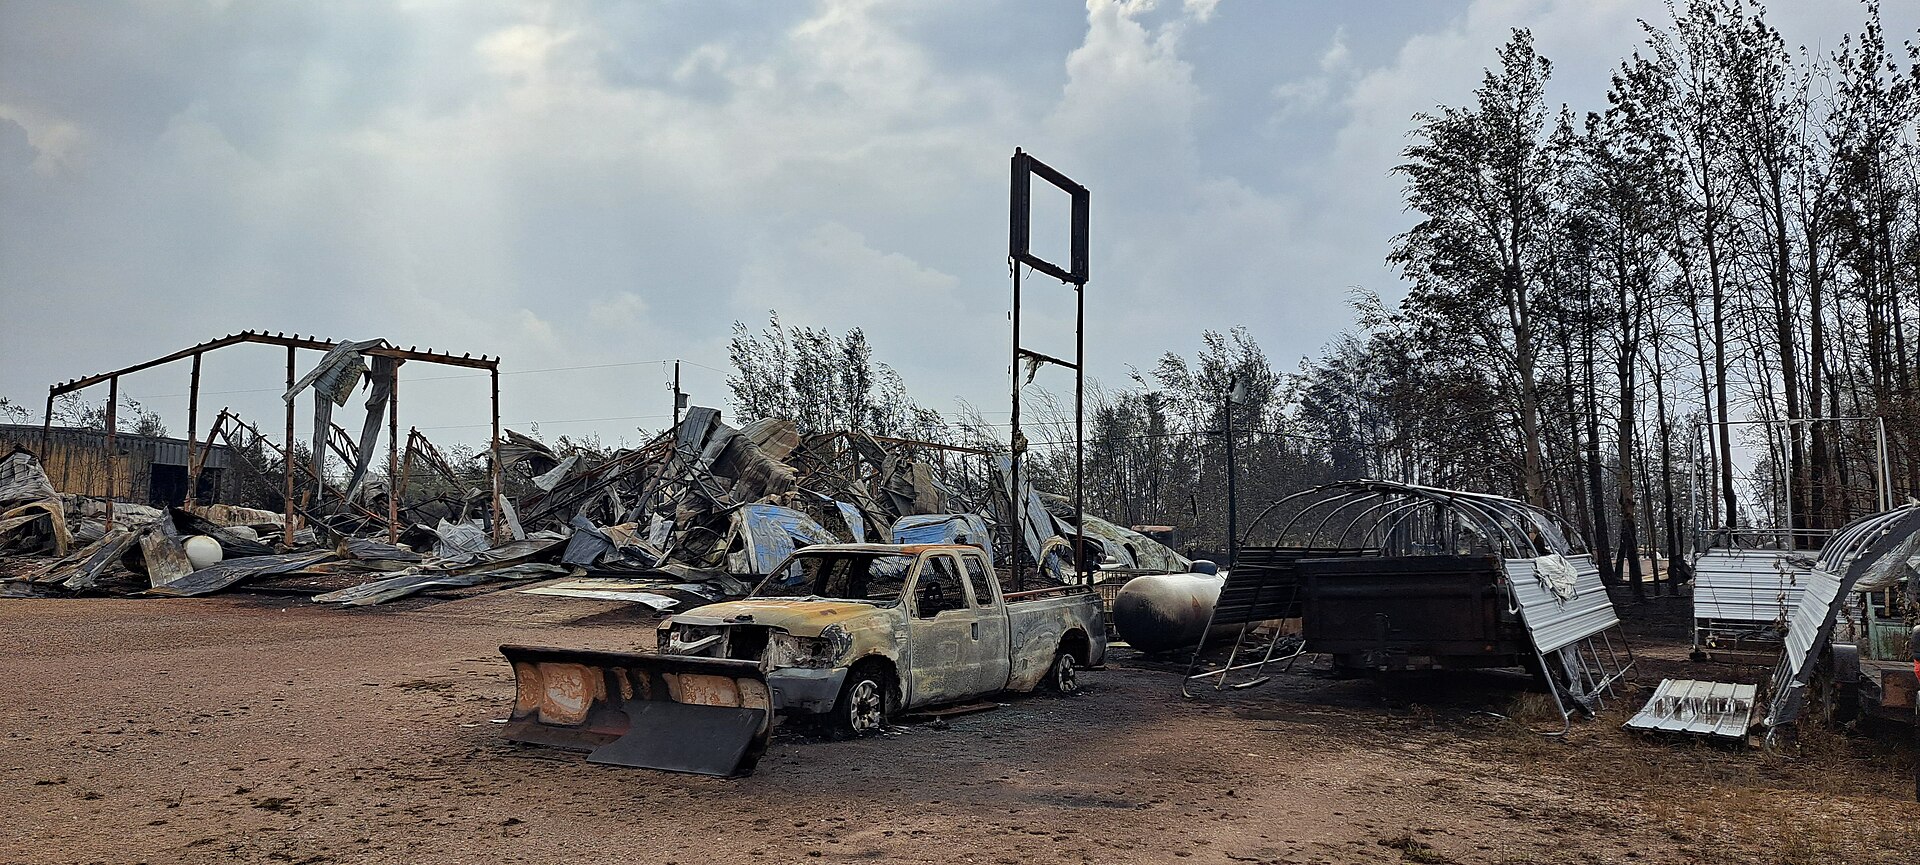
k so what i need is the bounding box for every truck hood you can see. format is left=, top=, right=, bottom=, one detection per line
left=672, top=599, right=882, bottom=637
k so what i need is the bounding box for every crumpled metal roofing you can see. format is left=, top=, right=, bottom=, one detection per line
left=733, top=504, right=839, bottom=577
left=891, top=513, right=992, bottom=561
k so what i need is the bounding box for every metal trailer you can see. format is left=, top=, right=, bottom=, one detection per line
left=1184, top=481, right=1633, bottom=729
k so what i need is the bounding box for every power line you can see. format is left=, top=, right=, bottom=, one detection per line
left=418, top=413, right=675, bottom=432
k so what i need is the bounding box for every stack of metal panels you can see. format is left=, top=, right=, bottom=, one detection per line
left=1625, top=679, right=1757, bottom=739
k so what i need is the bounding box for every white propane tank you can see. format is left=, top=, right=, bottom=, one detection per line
left=1112, top=570, right=1227, bottom=653
left=183, top=535, right=224, bottom=570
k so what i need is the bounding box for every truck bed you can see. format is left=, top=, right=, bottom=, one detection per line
left=1003, top=586, right=1108, bottom=690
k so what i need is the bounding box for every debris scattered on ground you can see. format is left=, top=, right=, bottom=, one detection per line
left=0, top=402, right=1190, bottom=611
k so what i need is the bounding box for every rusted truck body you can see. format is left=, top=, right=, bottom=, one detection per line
left=500, top=543, right=1105, bottom=776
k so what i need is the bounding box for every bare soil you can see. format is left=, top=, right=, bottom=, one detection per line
left=2, top=588, right=1916, bottom=865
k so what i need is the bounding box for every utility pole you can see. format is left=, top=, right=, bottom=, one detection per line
left=670, top=360, right=686, bottom=430
left=1224, top=375, right=1246, bottom=571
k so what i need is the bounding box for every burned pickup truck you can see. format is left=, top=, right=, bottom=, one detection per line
left=500, top=543, right=1105, bottom=776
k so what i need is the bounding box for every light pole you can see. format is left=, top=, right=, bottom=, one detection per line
left=1224, top=375, right=1248, bottom=572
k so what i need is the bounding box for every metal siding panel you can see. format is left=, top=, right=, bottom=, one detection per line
left=1506, top=554, right=1620, bottom=654
left=1691, top=549, right=1808, bottom=624
left=1781, top=567, right=1843, bottom=678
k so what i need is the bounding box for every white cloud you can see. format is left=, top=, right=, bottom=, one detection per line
left=3, top=0, right=1913, bottom=442
left=1271, top=27, right=1354, bottom=119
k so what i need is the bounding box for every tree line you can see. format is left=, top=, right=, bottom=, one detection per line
left=1296, top=0, right=1919, bottom=597
left=727, top=1, right=1920, bottom=599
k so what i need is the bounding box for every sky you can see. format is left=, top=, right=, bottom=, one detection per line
left=2, top=0, right=1912, bottom=450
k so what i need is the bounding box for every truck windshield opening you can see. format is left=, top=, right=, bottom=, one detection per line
left=751, top=552, right=915, bottom=602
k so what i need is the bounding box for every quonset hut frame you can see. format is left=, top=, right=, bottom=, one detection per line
left=40, top=330, right=503, bottom=545
left=1183, top=480, right=1633, bottom=731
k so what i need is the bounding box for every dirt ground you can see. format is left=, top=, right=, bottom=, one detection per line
left=3, top=587, right=1917, bottom=865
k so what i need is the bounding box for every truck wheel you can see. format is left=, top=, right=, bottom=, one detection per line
left=833, top=667, right=889, bottom=737
left=1044, top=649, right=1079, bottom=694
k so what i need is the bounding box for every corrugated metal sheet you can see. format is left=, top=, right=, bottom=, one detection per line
left=1505, top=553, right=1620, bottom=653
left=1625, top=678, right=1756, bottom=739
left=0, top=423, right=230, bottom=469
left=890, top=513, right=992, bottom=561
left=733, top=504, right=839, bottom=577
left=1691, top=549, right=1808, bottom=624
left=1780, top=566, right=1844, bottom=679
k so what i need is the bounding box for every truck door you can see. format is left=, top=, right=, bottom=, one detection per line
left=962, top=551, right=1012, bottom=693
left=906, top=552, right=986, bottom=706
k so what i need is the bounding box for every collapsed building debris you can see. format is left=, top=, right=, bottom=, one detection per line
left=1, top=327, right=1185, bottom=613
left=3, top=395, right=1188, bottom=613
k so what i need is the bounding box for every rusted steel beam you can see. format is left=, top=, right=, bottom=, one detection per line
left=184, top=352, right=202, bottom=506
left=283, top=345, right=296, bottom=547
left=104, top=376, right=118, bottom=529
left=48, top=332, right=255, bottom=395
left=48, top=330, right=500, bottom=397
left=187, top=410, right=228, bottom=481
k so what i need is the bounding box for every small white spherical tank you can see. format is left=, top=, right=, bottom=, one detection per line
left=182, top=535, right=224, bottom=570
left=1111, top=571, right=1227, bottom=653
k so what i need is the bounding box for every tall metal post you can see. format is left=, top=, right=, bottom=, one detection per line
left=184, top=352, right=201, bottom=506
left=1011, top=262, right=1024, bottom=593
left=103, top=376, right=118, bottom=529
left=1878, top=417, right=1893, bottom=512
left=490, top=366, right=504, bottom=542
left=40, top=390, right=54, bottom=482
left=387, top=363, right=401, bottom=544
left=1225, top=382, right=1238, bottom=572
left=1074, top=280, right=1086, bottom=586
left=672, top=360, right=685, bottom=430
left=284, top=345, right=296, bottom=546
left=1007, top=147, right=1089, bottom=590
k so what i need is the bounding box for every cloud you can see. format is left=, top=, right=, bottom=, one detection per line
left=1270, top=27, right=1354, bottom=120
left=2, top=0, right=1913, bottom=444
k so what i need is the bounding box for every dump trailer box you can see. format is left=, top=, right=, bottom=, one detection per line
left=1299, top=555, right=1526, bottom=670
left=499, top=644, right=772, bottom=777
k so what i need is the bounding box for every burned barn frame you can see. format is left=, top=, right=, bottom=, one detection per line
left=40, top=331, right=504, bottom=545
left=1007, top=148, right=1089, bottom=591
left=1183, top=480, right=1634, bottom=731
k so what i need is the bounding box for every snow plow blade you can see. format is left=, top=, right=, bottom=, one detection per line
left=498, top=644, right=772, bottom=777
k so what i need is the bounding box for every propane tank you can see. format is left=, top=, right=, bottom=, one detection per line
left=183, top=535, right=224, bottom=570
left=1112, top=570, right=1227, bottom=653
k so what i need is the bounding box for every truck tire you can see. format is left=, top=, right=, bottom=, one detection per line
left=1043, top=649, right=1079, bottom=694
left=832, top=665, right=890, bottom=737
